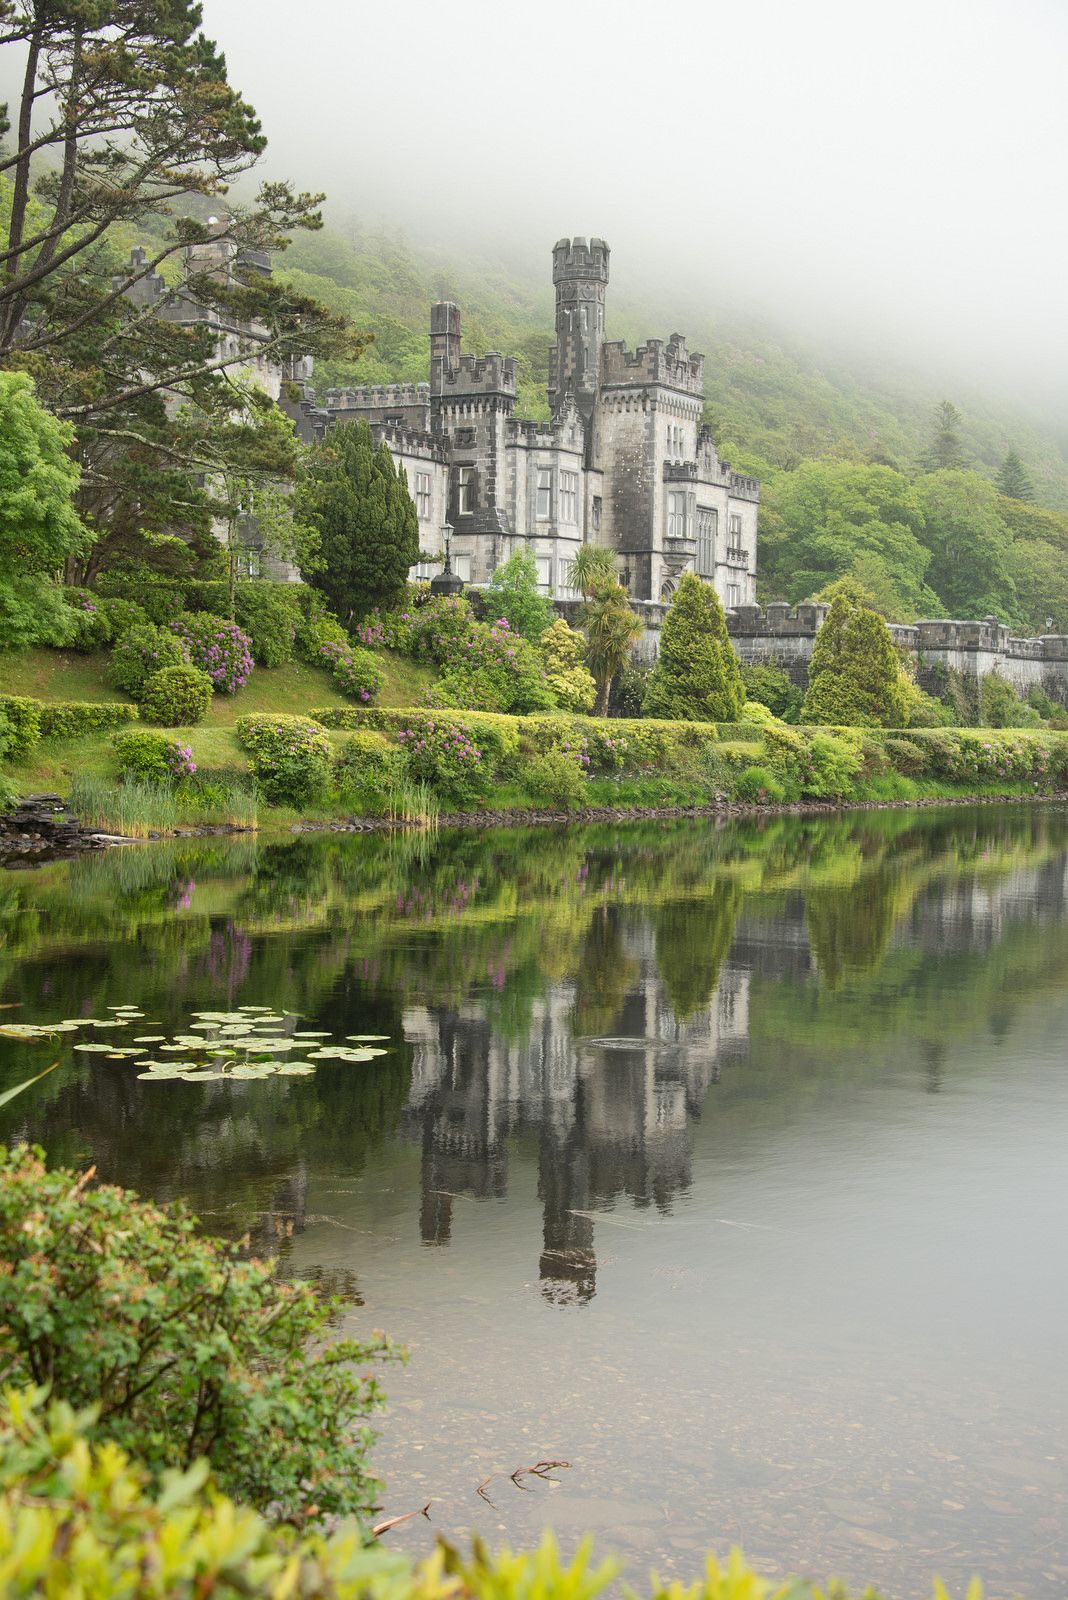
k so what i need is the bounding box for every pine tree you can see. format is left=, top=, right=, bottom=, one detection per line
left=298, top=421, right=419, bottom=622
left=996, top=447, right=1034, bottom=501
left=642, top=573, right=745, bottom=723
left=801, top=594, right=908, bottom=727
left=920, top=400, right=966, bottom=473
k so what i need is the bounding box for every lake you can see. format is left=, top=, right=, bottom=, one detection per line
left=2, top=806, right=1066, bottom=1599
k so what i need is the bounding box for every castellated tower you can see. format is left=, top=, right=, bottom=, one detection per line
left=547, top=237, right=610, bottom=422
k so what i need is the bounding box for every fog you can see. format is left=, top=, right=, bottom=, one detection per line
left=51, top=0, right=1068, bottom=408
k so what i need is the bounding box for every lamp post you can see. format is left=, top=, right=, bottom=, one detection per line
left=430, top=521, right=464, bottom=597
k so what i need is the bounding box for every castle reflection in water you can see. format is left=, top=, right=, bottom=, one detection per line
left=401, top=919, right=749, bottom=1304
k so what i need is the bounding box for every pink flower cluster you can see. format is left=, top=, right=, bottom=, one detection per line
left=171, top=615, right=252, bottom=695
left=167, top=743, right=197, bottom=780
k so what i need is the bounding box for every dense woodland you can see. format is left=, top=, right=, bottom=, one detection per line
left=277, top=220, right=1068, bottom=631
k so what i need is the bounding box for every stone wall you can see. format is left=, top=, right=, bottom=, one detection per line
left=722, top=605, right=1068, bottom=705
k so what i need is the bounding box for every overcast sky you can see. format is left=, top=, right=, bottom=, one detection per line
left=205, top=0, right=1067, bottom=408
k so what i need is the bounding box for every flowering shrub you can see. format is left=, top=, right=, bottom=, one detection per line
left=943, top=732, right=1053, bottom=786
left=139, top=664, right=213, bottom=726
left=108, top=623, right=188, bottom=697
left=295, top=591, right=350, bottom=661
left=430, top=616, right=553, bottom=714
left=114, top=729, right=197, bottom=785
left=171, top=612, right=253, bottom=694
left=397, top=714, right=491, bottom=806
left=235, top=714, right=333, bottom=805
left=318, top=639, right=385, bottom=704
left=538, top=618, right=597, bottom=712
left=522, top=748, right=590, bottom=810
left=586, top=727, right=630, bottom=774
left=333, top=730, right=405, bottom=804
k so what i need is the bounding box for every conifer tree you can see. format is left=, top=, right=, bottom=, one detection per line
left=642, top=573, right=745, bottom=723
left=920, top=400, right=966, bottom=473
left=801, top=593, right=908, bottom=727
left=996, top=447, right=1034, bottom=501
left=298, top=421, right=419, bottom=622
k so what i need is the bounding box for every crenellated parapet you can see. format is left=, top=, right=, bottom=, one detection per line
left=325, top=383, right=430, bottom=410
left=373, top=422, right=447, bottom=463
left=436, top=352, right=518, bottom=400
left=600, top=333, right=705, bottom=395
left=727, top=602, right=828, bottom=637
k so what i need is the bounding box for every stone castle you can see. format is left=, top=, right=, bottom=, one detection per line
left=286, top=237, right=759, bottom=609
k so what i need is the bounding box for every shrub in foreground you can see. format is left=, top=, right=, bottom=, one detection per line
left=0, top=694, right=42, bottom=760
left=802, top=594, right=908, bottom=727
left=333, top=730, right=405, bottom=806
left=0, top=1146, right=389, bottom=1527
left=236, top=713, right=333, bottom=805
left=397, top=713, right=491, bottom=806
left=114, top=729, right=196, bottom=785
left=522, top=747, right=590, bottom=809
left=319, top=638, right=385, bottom=703
left=138, top=665, right=213, bottom=726
left=171, top=611, right=253, bottom=694
left=108, top=622, right=188, bottom=697
left=643, top=574, right=745, bottom=723
left=538, top=618, right=597, bottom=712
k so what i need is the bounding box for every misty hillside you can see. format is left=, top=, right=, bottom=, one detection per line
left=278, top=220, right=1068, bottom=513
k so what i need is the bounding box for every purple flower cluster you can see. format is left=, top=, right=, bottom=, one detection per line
left=398, top=715, right=488, bottom=803
left=318, top=640, right=383, bottom=704
left=171, top=614, right=253, bottom=695
left=167, top=742, right=197, bottom=780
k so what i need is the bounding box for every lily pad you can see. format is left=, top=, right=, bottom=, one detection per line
left=136, top=1067, right=187, bottom=1080
left=134, top=1035, right=166, bottom=1043
left=346, top=1034, right=391, bottom=1042
left=275, top=1064, right=316, bottom=1075
left=295, top=1031, right=331, bottom=1039
left=74, top=1042, right=121, bottom=1053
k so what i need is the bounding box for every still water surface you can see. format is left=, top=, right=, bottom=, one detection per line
left=2, top=806, right=1067, bottom=1598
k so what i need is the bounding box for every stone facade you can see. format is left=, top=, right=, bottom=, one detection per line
left=727, top=604, right=1068, bottom=705
left=284, top=237, right=759, bottom=606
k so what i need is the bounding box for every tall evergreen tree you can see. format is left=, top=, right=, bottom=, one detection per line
left=298, top=421, right=419, bottom=622
left=996, top=448, right=1034, bottom=501
left=921, top=400, right=966, bottom=473
left=801, top=593, right=908, bottom=727
left=642, top=573, right=745, bottom=723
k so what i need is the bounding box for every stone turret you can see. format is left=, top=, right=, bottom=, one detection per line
left=547, top=236, right=610, bottom=422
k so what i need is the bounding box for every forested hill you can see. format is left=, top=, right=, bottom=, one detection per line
left=277, top=220, right=1068, bottom=511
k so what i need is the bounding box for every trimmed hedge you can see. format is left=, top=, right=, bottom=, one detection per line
left=0, top=694, right=141, bottom=750
left=236, top=714, right=333, bottom=805
left=0, top=695, right=42, bottom=759
left=138, top=666, right=213, bottom=727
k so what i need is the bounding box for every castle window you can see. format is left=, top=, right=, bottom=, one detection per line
left=667, top=490, right=687, bottom=539
left=560, top=471, right=578, bottom=523
left=416, top=471, right=431, bottom=521
left=726, top=582, right=741, bottom=609
left=536, top=467, right=553, bottom=519
left=453, top=554, right=472, bottom=583
left=457, top=467, right=475, bottom=516
left=536, top=556, right=552, bottom=592
left=729, top=512, right=743, bottom=539
left=591, top=495, right=602, bottom=532
left=696, top=506, right=717, bottom=575
left=236, top=548, right=261, bottom=579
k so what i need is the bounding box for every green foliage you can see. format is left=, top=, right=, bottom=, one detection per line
left=997, top=447, right=1033, bottom=501
left=108, top=624, right=188, bottom=697
left=537, top=619, right=597, bottom=713
left=33, top=699, right=139, bottom=740
left=0, top=695, right=42, bottom=760
left=913, top=472, right=1017, bottom=620
left=920, top=399, right=966, bottom=473
left=333, top=731, right=406, bottom=807
left=654, top=883, right=742, bottom=1020
left=114, top=731, right=196, bottom=786
left=0, top=1388, right=406, bottom=1600
left=232, top=584, right=303, bottom=667
left=313, top=704, right=521, bottom=766
left=62, top=591, right=149, bottom=652
left=739, top=664, right=802, bottom=721
left=802, top=595, right=909, bottom=727
left=581, top=584, right=644, bottom=714
left=0, top=374, right=88, bottom=650
left=643, top=575, right=745, bottom=723
left=568, top=545, right=618, bottom=599
left=733, top=765, right=787, bottom=803
left=521, top=749, right=590, bottom=810
left=139, top=666, right=213, bottom=727
left=295, top=591, right=352, bottom=661
left=318, top=640, right=386, bottom=703
left=0, top=1147, right=390, bottom=1526
left=69, top=774, right=179, bottom=837
left=299, top=420, right=420, bottom=623
left=171, top=613, right=254, bottom=695
left=397, top=714, right=492, bottom=807
left=484, top=548, right=555, bottom=640
left=978, top=671, right=1042, bottom=729
left=759, top=459, right=937, bottom=618
left=235, top=714, right=334, bottom=806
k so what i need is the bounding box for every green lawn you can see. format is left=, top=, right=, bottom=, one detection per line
left=1, top=646, right=437, bottom=802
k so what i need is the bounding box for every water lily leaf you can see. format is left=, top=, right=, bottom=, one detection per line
left=275, top=1064, right=316, bottom=1075
left=134, top=1036, right=166, bottom=1043
left=345, top=1034, right=391, bottom=1041
left=308, top=1047, right=383, bottom=1062
left=295, top=1031, right=331, bottom=1038
left=158, top=1043, right=194, bottom=1052
left=74, top=1042, right=119, bottom=1053
left=136, top=1068, right=186, bottom=1081
left=206, top=1048, right=238, bottom=1058
left=237, top=1005, right=272, bottom=1012
left=88, top=1019, right=128, bottom=1028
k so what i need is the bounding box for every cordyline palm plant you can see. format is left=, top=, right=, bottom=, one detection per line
left=568, top=545, right=617, bottom=601
left=582, top=582, right=643, bottom=714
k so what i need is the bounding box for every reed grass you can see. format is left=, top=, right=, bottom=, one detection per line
left=386, top=779, right=440, bottom=830
left=68, top=776, right=178, bottom=838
